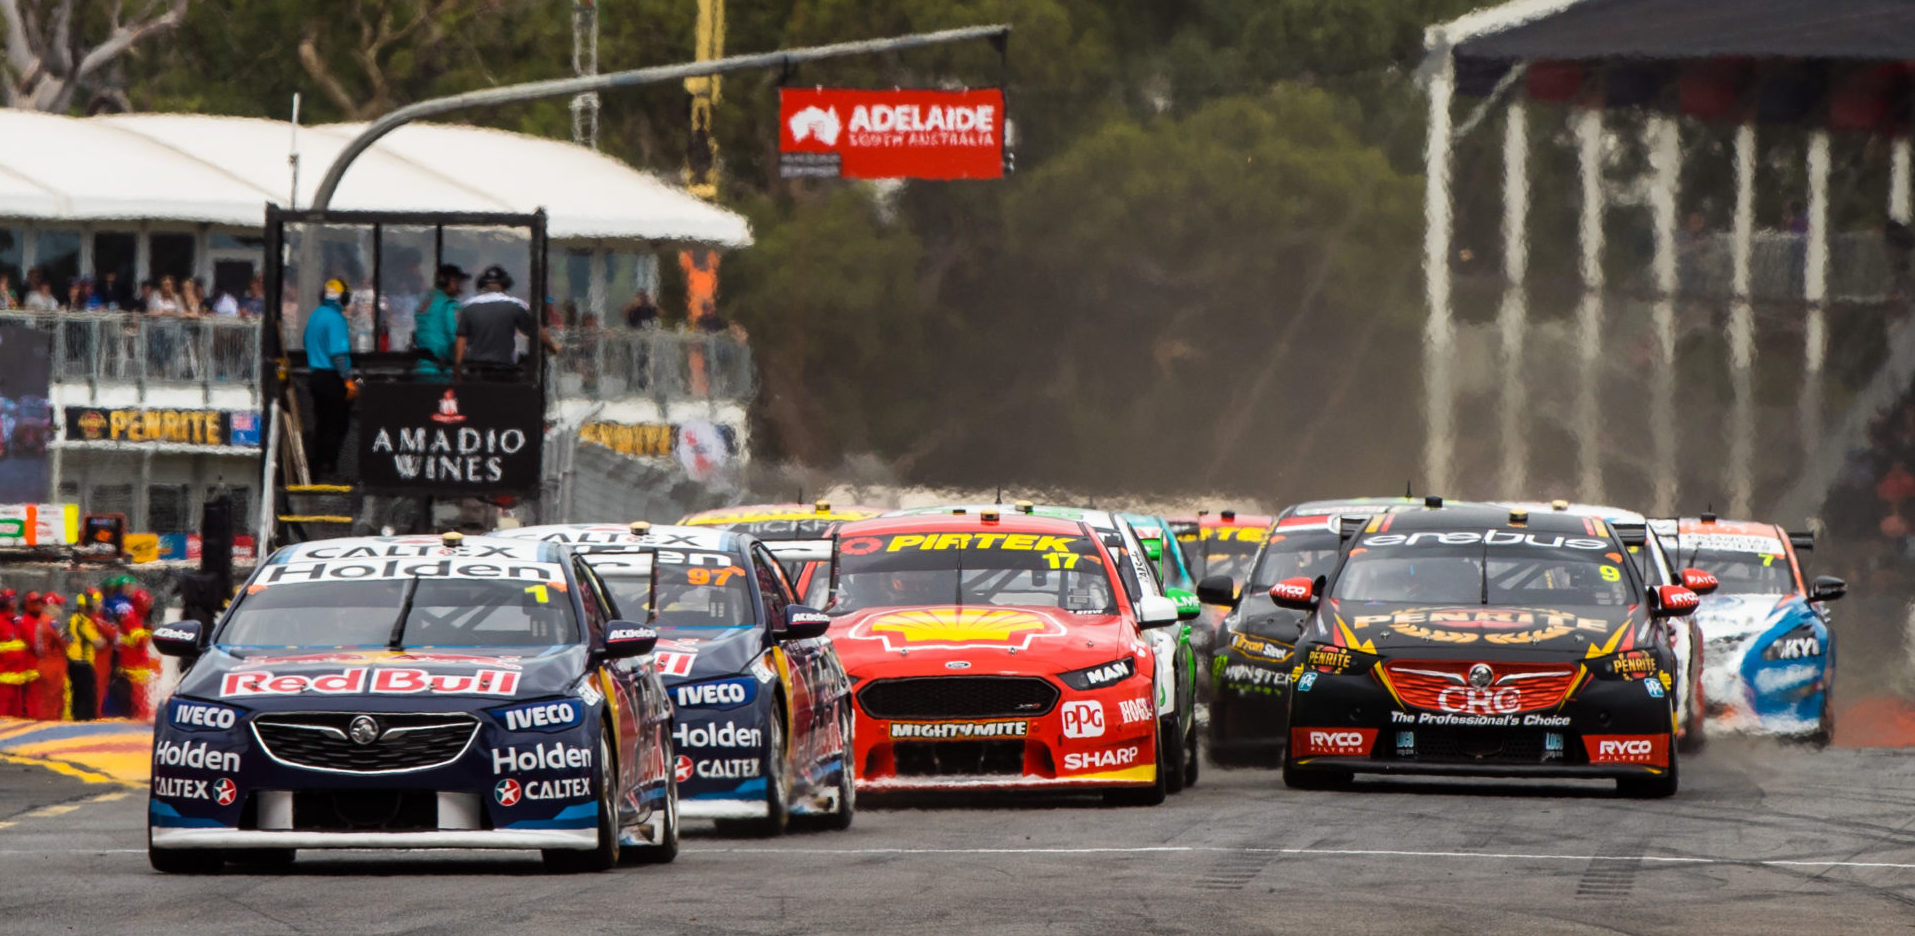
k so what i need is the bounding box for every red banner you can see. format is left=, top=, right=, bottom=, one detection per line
left=779, top=88, right=1005, bottom=180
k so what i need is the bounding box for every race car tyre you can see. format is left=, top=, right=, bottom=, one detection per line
left=224, top=848, right=296, bottom=870
left=1616, top=745, right=1679, bottom=799
left=1160, top=715, right=1187, bottom=795
left=1280, top=755, right=1351, bottom=791
left=148, top=828, right=222, bottom=875
left=544, top=734, right=620, bottom=873
left=1182, top=718, right=1200, bottom=788
left=720, top=707, right=791, bottom=837
left=1103, top=726, right=1168, bottom=807
left=1809, top=689, right=1834, bottom=748
left=1677, top=680, right=1707, bottom=754
left=820, top=708, right=856, bottom=831
left=625, top=767, right=678, bottom=864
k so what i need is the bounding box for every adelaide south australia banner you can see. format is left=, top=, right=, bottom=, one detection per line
left=357, top=384, right=544, bottom=495
left=780, top=88, right=1005, bottom=180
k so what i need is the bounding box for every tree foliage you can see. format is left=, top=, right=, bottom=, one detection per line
left=117, top=0, right=1478, bottom=496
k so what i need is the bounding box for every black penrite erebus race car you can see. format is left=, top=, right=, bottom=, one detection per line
left=1278, top=503, right=1700, bottom=797
left=146, top=533, right=678, bottom=874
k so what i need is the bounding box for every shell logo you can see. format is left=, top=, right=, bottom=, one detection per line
left=850, top=607, right=1066, bottom=652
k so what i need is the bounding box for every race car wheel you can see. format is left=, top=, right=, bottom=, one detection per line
left=820, top=708, right=856, bottom=831
left=1182, top=717, right=1200, bottom=788
left=625, top=767, right=679, bottom=864
left=148, top=827, right=223, bottom=875
left=1677, top=678, right=1707, bottom=754
left=1160, top=715, right=1187, bottom=795
left=544, top=734, right=620, bottom=873
left=720, top=707, right=791, bottom=836
left=1280, top=754, right=1351, bottom=790
left=1809, top=687, right=1835, bottom=748
left=1616, top=744, right=1679, bottom=799
left=1103, top=723, right=1168, bottom=807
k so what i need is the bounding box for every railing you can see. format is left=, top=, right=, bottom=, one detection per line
left=547, top=328, right=755, bottom=402
left=0, top=311, right=754, bottom=404
left=0, top=310, right=260, bottom=389
left=1661, top=230, right=1899, bottom=305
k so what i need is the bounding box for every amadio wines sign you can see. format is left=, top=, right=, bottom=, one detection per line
left=356, top=384, right=543, bottom=496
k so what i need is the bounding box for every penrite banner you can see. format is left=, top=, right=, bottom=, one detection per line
left=356, top=383, right=544, bottom=495
left=780, top=88, right=1006, bottom=180
left=63, top=407, right=260, bottom=448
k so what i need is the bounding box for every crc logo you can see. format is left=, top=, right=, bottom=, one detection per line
left=1060, top=700, right=1105, bottom=739
left=1436, top=687, right=1523, bottom=715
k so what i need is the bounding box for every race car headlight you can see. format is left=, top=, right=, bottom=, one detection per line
left=1298, top=643, right=1377, bottom=676
left=1057, top=658, right=1136, bottom=691
left=1588, top=649, right=1661, bottom=681
left=1761, top=627, right=1824, bottom=661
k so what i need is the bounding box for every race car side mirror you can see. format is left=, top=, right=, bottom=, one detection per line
left=1136, top=595, right=1182, bottom=628
left=1679, top=568, right=1719, bottom=596
left=779, top=605, right=832, bottom=641
left=602, top=622, right=659, bottom=660
left=151, top=620, right=203, bottom=657
left=1809, top=575, right=1847, bottom=602
left=1650, top=585, right=1699, bottom=618
left=1195, top=575, right=1239, bottom=607
left=1165, top=588, right=1202, bottom=621
left=1268, top=576, right=1318, bottom=613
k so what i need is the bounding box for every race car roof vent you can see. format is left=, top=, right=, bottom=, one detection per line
left=1423, top=495, right=1444, bottom=509
left=980, top=508, right=1001, bottom=524
left=1700, top=512, right=1718, bottom=523
left=441, top=530, right=464, bottom=550
left=1221, top=509, right=1236, bottom=521
left=814, top=500, right=831, bottom=514
left=950, top=508, right=968, bottom=515
left=1509, top=508, right=1528, bottom=526
left=1550, top=499, right=1570, bottom=511
left=1337, top=515, right=1370, bottom=540
left=1015, top=499, right=1034, bottom=514
left=629, top=521, right=652, bottom=537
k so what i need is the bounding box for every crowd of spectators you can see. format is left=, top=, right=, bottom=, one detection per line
left=0, top=266, right=264, bottom=318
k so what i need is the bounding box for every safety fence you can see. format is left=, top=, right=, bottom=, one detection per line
left=546, top=328, right=755, bottom=402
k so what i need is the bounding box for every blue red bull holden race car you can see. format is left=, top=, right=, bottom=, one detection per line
left=147, top=533, right=677, bottom=873
left=500, top=522, right=856, bottom=833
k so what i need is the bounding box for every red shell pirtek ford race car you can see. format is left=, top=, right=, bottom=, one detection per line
left=1279, top=502, right=1701, bottom=797
left=820, top=512, right=1184, bottom=804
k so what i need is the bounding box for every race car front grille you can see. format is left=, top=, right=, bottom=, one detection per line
left=892, top=740, right=1027, bottom=776
left=289, top=789, right=446, bottom=831
left=858, top=677, right=1060, bottom=720
left=1396, top=727, right=1572, bottom=764
left=252, top=712, right=480, bottom=774
left=1384, top=660, right=1578, bottom=714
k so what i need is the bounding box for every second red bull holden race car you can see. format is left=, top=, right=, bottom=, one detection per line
left=147, top=533, right=677, bottom=873
left=815, top=510, right=1183, bottom=803
left=1279, top=502, right=1700, bottom=797
left=499, top=522, right=856, bottom=833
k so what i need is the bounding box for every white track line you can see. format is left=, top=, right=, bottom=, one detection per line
left=698, top=844, right=1915, bottom=871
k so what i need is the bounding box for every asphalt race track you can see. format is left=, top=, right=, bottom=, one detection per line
left=2, top=741, right=1912, bottom=936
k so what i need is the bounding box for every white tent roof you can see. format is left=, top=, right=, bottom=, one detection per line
left=0, top=111, right=751, bottom=247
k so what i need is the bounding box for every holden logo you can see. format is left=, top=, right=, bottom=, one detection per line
left=945, top=660, right=971, bottom=670
left=214, top=778, right=237, bottom=806
left=494, top=779, right=523, bottom=806
left=674, top=755, right=694, bottom=783
left=1468, top=664, right=1493, bottom=689
left=348, top=715, right=381, bottom=745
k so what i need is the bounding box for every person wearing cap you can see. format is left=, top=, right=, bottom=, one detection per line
left=0, top=590, right=34, bottom=718
left=19, top=593, right=66, bottom=721
left=414, top=263, right=468, bottom=380
left=303, top=278, right=359, bottom=479
left=455, top=264, right=559, bottom=379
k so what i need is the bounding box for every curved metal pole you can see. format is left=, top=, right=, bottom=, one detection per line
left=312, top=23, right=1011, bottom=212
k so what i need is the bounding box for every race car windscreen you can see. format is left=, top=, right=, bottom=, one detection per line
left=588, top=551, right=757, bottom=629
left=219, top=577, right=579, bottom=648
left=1331, top=534, right=1636, bottom=608
left=1679, top=534, right=1796, bottom=595
left=1201, top=527, right=1265, bottom=584
left=826, top=531, right=1117, bottom=615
